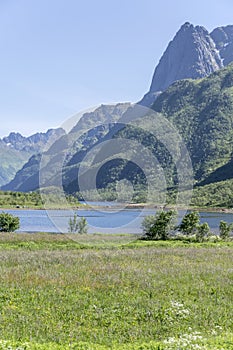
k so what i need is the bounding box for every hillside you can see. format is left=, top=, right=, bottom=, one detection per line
left=152, top=64, right=233, bottom=181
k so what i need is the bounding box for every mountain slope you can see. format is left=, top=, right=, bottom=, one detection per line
left=0, top=128, right=65, bottom=187
left=0, top=142, right=29, bottom=187
left=152, top=63, right=233, bottom=181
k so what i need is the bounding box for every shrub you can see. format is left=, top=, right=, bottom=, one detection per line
left=0, top=212, right=20, bottom=232
left=219, top=220, right=232, bottom=240
left=141, top=210, right=177, bottom=240
left=196, top=222, right=211, bottom=242
left=68, top=214, right=88, bottom=234
left=178, top=211, right=200, bottom=236
left=77, top=217, right=88, bottom=234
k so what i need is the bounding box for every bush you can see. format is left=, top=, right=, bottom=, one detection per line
left=178, top=211, right=200, bottom=236
left=141, top=210, right=177, bottom=240
left=0, top=212, right=20, bottom=232
left=196, top=222, right=211, bottom=242
left=77, top=217, right=88, bottom=234
left=219, top=220, right=232, bottom=240
left=68, top=214, right=88, bottom=234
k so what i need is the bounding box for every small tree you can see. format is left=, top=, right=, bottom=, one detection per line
left=196, top=222, right=211, bottom=242
left=179, top=211, right=200, bottom=236
left=219, top=220, right=232, bottom=240
left=0, top=212, right=20, bottom=232
left=141, top=210, right=177, bottom=240
left=68, top=214, right=88, bottom=234
left=77, top=217, right=88, bottom=234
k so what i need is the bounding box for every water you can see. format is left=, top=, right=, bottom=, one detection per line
left=1, top=205, right=233, bottom=234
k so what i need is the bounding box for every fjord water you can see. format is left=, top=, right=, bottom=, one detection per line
left=1, top=205, right=233, bottom=234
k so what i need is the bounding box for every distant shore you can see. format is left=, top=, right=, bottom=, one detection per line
left=1, top=202, right=233, bottom=214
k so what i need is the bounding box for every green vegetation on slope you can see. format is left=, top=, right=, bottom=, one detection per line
left=152, top=63, right=233, bottom=181
left=191, top=179, right=233, bottom=207
left=0, top=146, right=30, bottom=187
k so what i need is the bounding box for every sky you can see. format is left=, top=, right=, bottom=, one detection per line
left=0, top=0, right=233, bottom=137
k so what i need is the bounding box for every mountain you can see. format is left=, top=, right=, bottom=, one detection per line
left=0, top=128, right=65, bottom=187
left=141, top=22, right=229, bottom=106
left=1, top=103, right=130, bottom=192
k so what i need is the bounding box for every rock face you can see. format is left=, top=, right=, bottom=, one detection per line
left=141, top=22, right=233, bottom=106
left=150, top=22, right=222, bottom=92
left=211, top=25, right=233, bottom=65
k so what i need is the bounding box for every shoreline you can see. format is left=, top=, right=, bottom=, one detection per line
left=0, top=202, right=233, bottom=214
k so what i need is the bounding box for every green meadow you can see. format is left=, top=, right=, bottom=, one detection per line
left=0, top=233, right=232, bottom=349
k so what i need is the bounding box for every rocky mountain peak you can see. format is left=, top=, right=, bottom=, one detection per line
left=149, top=23, right=222, bottom=93
left=1, top=128, right=65, bottom=153
left=3, top=132, right=25, bottom=144
left=140, top=22, right=225, bottom=106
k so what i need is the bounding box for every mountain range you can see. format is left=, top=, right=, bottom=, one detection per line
left=2, top=22, right=233, bottom=207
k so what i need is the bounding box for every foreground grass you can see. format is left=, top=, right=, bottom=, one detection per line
left=0, top=233, right=232, bottom=349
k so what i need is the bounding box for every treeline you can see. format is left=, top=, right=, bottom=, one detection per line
left=0, top=190, right=79, bottom=209
left=74, top=179, right=233, bottom=209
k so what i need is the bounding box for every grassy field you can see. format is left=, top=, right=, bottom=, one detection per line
left=0, top=233, right=232, bottom=349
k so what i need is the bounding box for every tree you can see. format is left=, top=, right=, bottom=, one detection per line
left=68, top=214, right=88, bottom=234
left=0, top=212, right=20, bottom=232
left=179, top=211, right=200, bottom=236
left=141, top=210, right=177, bottom=240
left=219, top=220, right=232, bottom=240
left=196, top=222, right=211, bottom=242
left=77, top=217, right=88, bottom=234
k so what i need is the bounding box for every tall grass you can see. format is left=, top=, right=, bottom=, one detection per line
left=0, top=233, right=232, bottom=349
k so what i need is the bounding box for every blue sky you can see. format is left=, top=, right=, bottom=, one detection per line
left=1, top=0, right=233, bottom=137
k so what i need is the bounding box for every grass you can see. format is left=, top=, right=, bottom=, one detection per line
left=0, top=233, right=232, bottom=349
